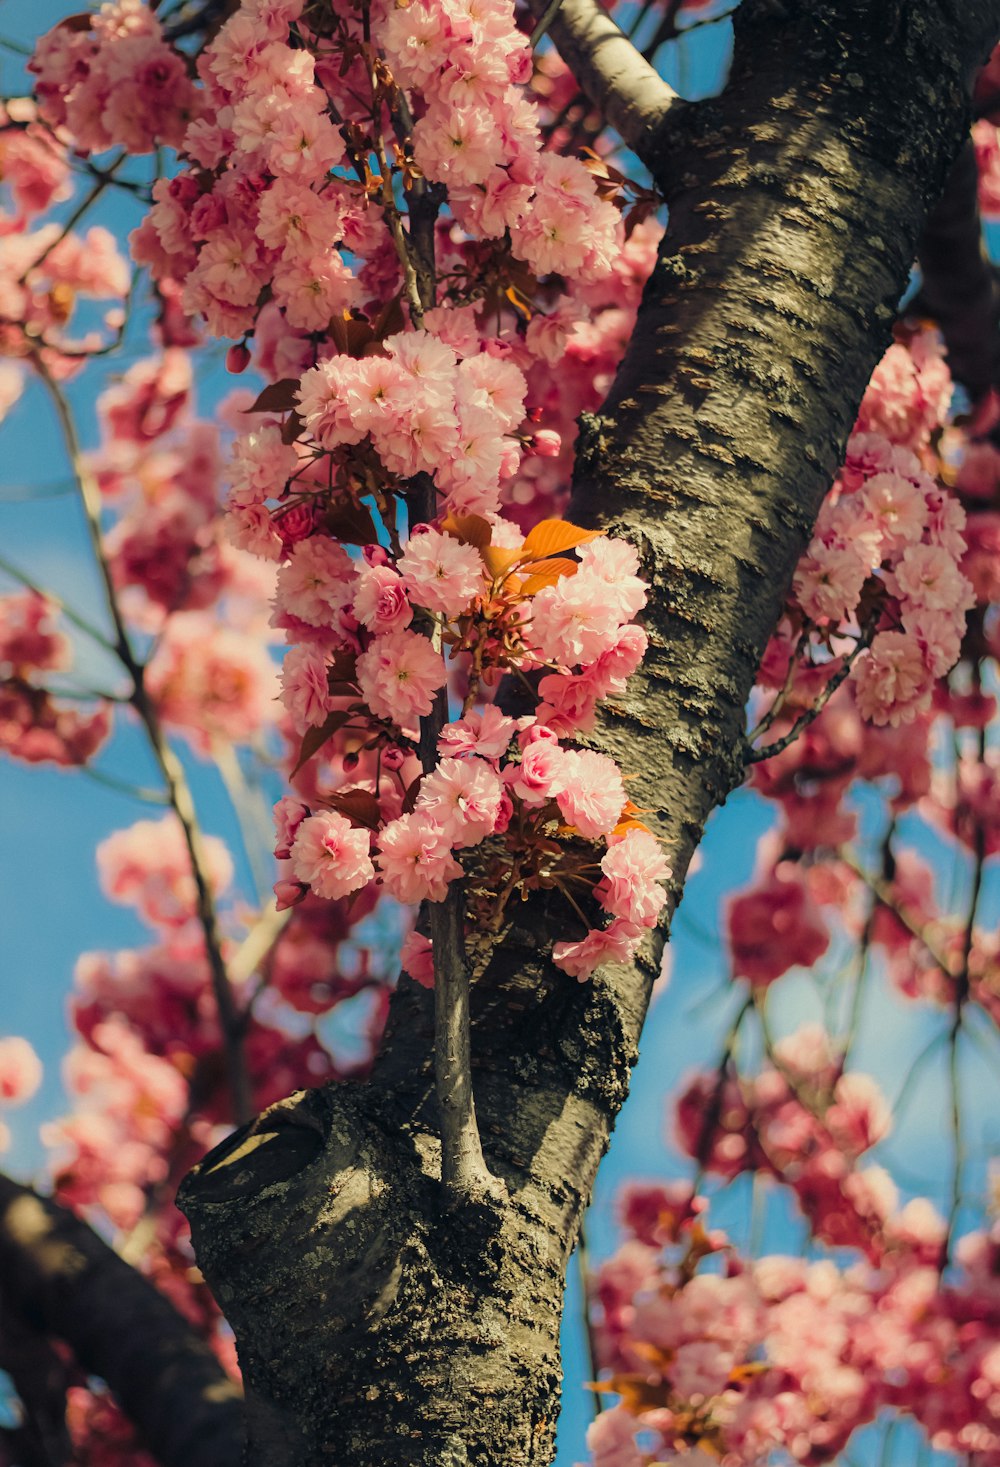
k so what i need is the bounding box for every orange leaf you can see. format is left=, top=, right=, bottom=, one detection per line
left=521, top=518, right=603, bottom=559
left=481, top=544, right=523, bottom=580
left=518, top=558, right=579, bottom=595
left=612, top=817, right=653, bottom=837
left=441, top=513, right=493, bottom=551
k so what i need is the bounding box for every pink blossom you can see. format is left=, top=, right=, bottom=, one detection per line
left=353, top=564, right=413, bottom=634
left=276, top=537, right=358, bottom=628
left=505, top=739, right=566, bottom=806
left=852, top=631, right=933, bottom=727
left=280, top=643, right=334, bottom=733
left=397, top=526, right=485, bottom=616
left=400, top=930, right=434, bottom=988
left=437, top=706, right=517, bottom=762
left=414, top=756, right=503, bottom=847
left=97, top=816, right=232, bottom=930
left=597, top=829, right=671, bottom=927
left=727, top=863, right=829, bottom=984
left=553, top=749, right=626, bottom=837
left=356, top=630, right=447, bottom=729
left=272, top=795, right=309, bottom=858
left=552, top=918, right=645, bottom=981
left=289, top=811, right=374, bottom=900
left=0, top=1037, right=43, bottom=1107
left=376, top=813, right=462, bottom=904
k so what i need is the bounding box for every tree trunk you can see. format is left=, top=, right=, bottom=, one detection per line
left=179, top=2, right=1000, bottom=1462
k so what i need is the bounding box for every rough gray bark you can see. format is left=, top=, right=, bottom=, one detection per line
left=0, top=1173, right=243, bottom=1467
left=178, top=3, right=1000, bottom=1464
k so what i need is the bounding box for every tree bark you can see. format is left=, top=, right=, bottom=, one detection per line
left=179, top=3, right=1000, bottom=1463
left=0, top=1174, right=243, bottom=1467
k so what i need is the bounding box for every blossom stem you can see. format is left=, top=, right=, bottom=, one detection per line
left=33, top=353, right=254, bottom=1126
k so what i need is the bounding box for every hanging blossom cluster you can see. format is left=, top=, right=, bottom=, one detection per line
left=785, top=332, right=972, bottom=729
left=587, top=1090, right=1000, bottom=1467
left=23, top=0, right=676, bottom=981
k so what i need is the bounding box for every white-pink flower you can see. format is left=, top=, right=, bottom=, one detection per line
left=397, top=526, right=484, bottom=616
left=598, top=828, right=671, bottom=927
left=0, top=1037, right=43, bottom=1107
left=356, top=629, right=447, bottom=728
left=276, top=536, right=358, bottom=628
left=553, top=749, right=626, bottom=837
left=376, top=812, right=462, bottom=903
left=552, top=917, right=644, bottom=982
left=415, top=756, right=503, bottom=847
left=289, top=811, right=374, bottom=900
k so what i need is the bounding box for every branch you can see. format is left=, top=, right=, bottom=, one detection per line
left=525, top=0, right=678, bottom=162
left=914, top=136, right=1000, bottom=401
left=0, top=1174, right=243, bottom=1467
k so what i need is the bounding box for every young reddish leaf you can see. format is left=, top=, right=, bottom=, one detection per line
left=245, top=379, right=301, bottom=414
left=326, top=788, right=382, bottom=830
left=441, top=513, right=493, bottom=551
left=371, top=293, right=406, bottom=341
left=327, top=648, right=359, bottom=685
left=400, top=774, right=423, bottom=815
left=323, top=498, right=378, bottom=546
left=280, top=409, right=304, bottom=446
left=291, top=709, right=352, bottom=777
left=518, top=558, right=578, bottom=595
left=521, top=518, right=603, bottom=559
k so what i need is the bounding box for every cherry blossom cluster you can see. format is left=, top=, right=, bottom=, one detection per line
left=587, top=1198, right=1000, bottom=1467
left=267, top=511, right=664, bottom=981
left=0, top=96, right=130, bottom=378
left=582, top=1024, right=1000, bottom=1467
left=30, top=0, right=199, bottom=156
left=0, top=590, right=111, bottom=764
left=791, top=397, right=973, bottom=730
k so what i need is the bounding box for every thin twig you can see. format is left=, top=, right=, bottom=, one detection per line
left=0, top=551, right=117, bottom=654
left=746, top=621, right=876, bottom=764
left=576, top=1219, right=605, bottom=1420
left=530, top=0, right=565, bottom=48
left=32, top=353, right=253, bottom=1125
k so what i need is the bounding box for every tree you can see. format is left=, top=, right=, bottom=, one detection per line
left=2, top=0, right=1000, bottom=1464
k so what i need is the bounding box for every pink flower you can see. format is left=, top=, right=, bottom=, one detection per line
left=0, top=1037, right=42, bottom=1107
left=529, top=575, right=622, bottom=668
left=397, top=526, right=484, bottom=616
left=272, top=795, right=309, bottom=858
left=356, top=629, right=447, bottom=729
left=552, top=918, right=644, bottom=981
left=400, top=930, right=434, bottom=988
left=727, top=863, right=829, bottom=984
left=376, top=813, right=462, bottom=903
left=852, top=631, right=933, bottom=727
left=289, top=811, right=374, bottom=900
left=437, top=706, right=517, bottom=762
left=553, top=749, right=626, bottom=837
left=280, top=643, right=334, bottom=733
left=597, top=829, right=671, bottom=927
left=353, top=565, right=413, bottom=634
left=505, top=739, right=566, bottom=805
left=276, top=536, right=358, bottom=628
left=414, top=756, right=503, bottom=847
